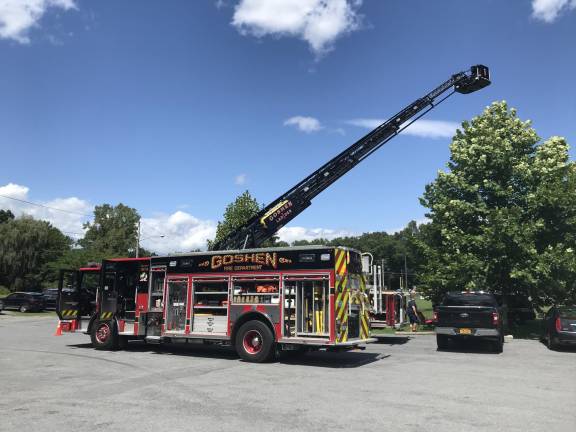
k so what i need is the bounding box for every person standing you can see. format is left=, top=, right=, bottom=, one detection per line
left=407, top=291, right=420, bottom=332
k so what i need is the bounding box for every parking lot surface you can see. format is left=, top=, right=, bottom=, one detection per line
left=1, top=313, right=574, bottom=432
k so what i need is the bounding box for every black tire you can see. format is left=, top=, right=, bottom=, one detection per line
left=235, top=320, right=275, bottom=363
left=19, top=304, right=29, bottom=313
left=492, top=336, right=504, bottom=354
left=546, top=331, right=557, bottom=351
left=91, top=320, right=119, bottom=350
left=436, top=334, right=449, bottom=350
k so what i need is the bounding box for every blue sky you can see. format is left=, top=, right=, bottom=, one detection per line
left=0, top=0, right=574, bottom=253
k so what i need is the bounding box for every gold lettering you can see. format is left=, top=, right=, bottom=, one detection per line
left=234, top=254, right=244, bottom=264
left=223, top=255, right=234, bottom=265
left=211, top=255, right=222, bottom=269
left=255, top=253, right=265, bottom=265
left=266, top=252, right=278, bottom=269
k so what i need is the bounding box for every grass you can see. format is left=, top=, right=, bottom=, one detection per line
left=0, top=286, right=10, bottom=297
left=415, top=297, right=434, bottom=320
left=1, top=310, right=56, bottom=317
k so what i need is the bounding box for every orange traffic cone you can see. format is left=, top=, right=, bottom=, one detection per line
left=54, top=321, right=62, bottom=336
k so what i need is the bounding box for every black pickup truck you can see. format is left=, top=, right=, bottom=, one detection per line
left=434, top=291, right=506, bottom=353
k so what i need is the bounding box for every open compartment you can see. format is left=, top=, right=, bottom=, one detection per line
left=232, top=276, right=280, bottom=305
left=192, top=277, right=229, bottom=334
left=283, top=275, right=329, bottom=338
left=165, top=277, right=188, bottom=333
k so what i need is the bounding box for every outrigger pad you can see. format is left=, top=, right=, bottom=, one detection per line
left=455, top=65, right=491, bottom=94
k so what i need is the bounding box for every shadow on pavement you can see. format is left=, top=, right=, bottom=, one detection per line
left=538, top=339, right=576, bottom=353
left=372, top=335, right=410, bottom=345
left=278, top=351, right=389, bottom=368
left=67, top=341, right=388, bottom=367
left=436, top=339, right=501, bottom=355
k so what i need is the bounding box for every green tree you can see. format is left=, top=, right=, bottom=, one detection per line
left=79, top=203, right=140, bottom=256
left=0, top=209, right=15, bottom=224
left=291, top=221, right=426, bottom=290
left=418, top=102, right=576, bottom=306
left=0, top=216, right=71, bottom=291
left=209, top=191, right=261, bottom=249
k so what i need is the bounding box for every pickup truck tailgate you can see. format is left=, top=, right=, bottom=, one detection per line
left=437, top=306, right=494, bottom=328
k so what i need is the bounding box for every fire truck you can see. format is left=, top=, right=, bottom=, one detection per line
left=56, top=65, right=490, bottom=362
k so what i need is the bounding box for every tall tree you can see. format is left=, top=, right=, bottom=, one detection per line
left=0, top=209, right=15, bottom=224
left=418, top=102, right=575, bottom=305
left=0, top=216, right=71, bottom=291
left=209, top=191, right=261, bottom=249
left=79, top=203, right=140, bottom=256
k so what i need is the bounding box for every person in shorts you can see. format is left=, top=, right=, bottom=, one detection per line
left=407, top=291, right=420, bottom=332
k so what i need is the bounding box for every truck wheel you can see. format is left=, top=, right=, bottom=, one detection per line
left=492, top=336, right=504, bottom=353
left=436, top=335, right=449, bottom=350
left=235, top=320, right=275, bottom=363
left=91, top=320, right=119, bottom=350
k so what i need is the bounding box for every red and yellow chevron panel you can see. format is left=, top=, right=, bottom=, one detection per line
left=335, top=249, right=349, bottom=343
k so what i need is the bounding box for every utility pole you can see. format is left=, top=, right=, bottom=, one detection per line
left=404, top=254, right=409, bottom=291
left=135, top=220, right=141, bottom=258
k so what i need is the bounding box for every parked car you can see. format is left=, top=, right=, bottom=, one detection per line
left=0, top=292, right=45, bottom=312
left=42, top=288, right=60, bottom=310
left=434, top=291, right=507, bottom=353
left=541, top=306, right=576, bottom=350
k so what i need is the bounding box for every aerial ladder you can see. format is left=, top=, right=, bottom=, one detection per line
left=211, top=65, right=491, bottom=251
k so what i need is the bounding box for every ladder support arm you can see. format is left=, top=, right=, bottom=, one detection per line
left=211, top=65, right=490, bottom=251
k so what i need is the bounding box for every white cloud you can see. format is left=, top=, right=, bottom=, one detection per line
left=140, top=211, right=217, bottom=255
left=346, top=118, right=459, bottom=139
left=231, top=0, right=362, bottom=55
left=1, top=182, right=359, bottom=253
left=235, top=173, right=247, bottom=185
left=532, top=0, right=576, bottom=22
left=0, top=182, right=92, bottom=235
left=0, top=0, right=76, bottom=43
left=277, top=226, right=354, bottom=244
left=284, top=115, right=323, bottom=133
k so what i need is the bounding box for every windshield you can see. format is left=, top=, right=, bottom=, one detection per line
left=443, top=293, right=497, bottom=307
left=559, top=307, right=576, bottom=319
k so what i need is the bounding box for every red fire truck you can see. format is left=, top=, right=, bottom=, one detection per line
left=57, top=247, right=372, bottom=362
left=56, top=65, right=490, bottom=362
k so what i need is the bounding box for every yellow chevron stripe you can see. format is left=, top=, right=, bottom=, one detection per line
left=337, top=292, right=349, bottom=321
left=335, top=254, right=344, bottom=273
left=361, top=315, right=369, bottom=339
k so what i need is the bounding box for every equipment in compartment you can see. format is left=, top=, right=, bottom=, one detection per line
left=192, top=278, right=228, bottom=334
left=166, top=278, right=187, bottom=332
left=232, top=276, right=280, bottom=305
left=284, top=276, right=329, bottom=338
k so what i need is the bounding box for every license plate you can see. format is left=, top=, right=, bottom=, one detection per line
left=459, top=328, right=472, bottom=335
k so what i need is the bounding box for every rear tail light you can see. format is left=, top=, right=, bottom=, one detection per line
left=555, top=317, right=562, bottom=332
left=492, top=312, right=499, bottom=326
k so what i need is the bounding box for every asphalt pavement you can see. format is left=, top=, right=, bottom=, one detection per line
left=0, top=313, right=574, bottom=432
